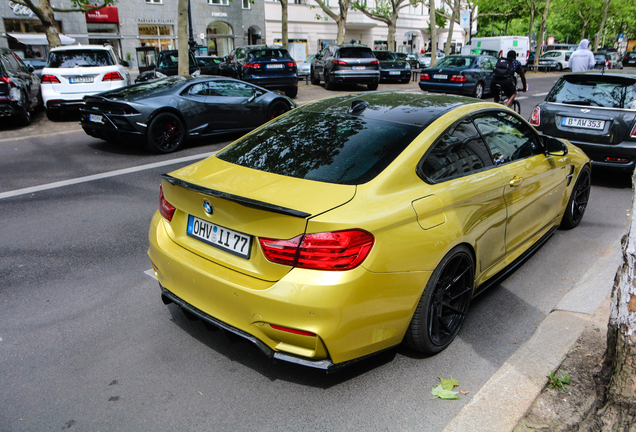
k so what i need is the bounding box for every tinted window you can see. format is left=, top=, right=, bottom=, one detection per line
left=338, top=48, right=374, bottom=58
left=248, top=49, right=292, bottom=60
left=217, top=110, right=422, bottom=185
left=420, top=119, right=493, bottom=182
left=208, top=80, right=253, bottom=97
left=546, top=75, right=636, bottom=108
left=374, top=51, right=395, bottom=60
left=473, top=112, right=541, bottom=165
left=434, top=56, right=473, bottom=69
left=1, top=52, right=19, bottom=73
left=48, top=50, right=113, bottom=68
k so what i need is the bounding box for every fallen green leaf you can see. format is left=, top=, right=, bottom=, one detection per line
left=431, top=384, right=460, bottom=399
left=440, top=376, right=459, bottom=391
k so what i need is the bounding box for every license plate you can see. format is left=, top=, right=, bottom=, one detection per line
left=187, top=215, right=252, bottom=259
left=561, top=117, right=605, bottom=130
left=89, top=114, right=103, bottom=123
left=630, top=60, right=636, bottom=63
left=266, top=64, right=284, bottom=69
left=69, top=76, right=94, bottom=84
left=352, top=66, right=365, bottom=70
left=433, top=74, right=447, bottom=79
left=389, top=71, right=400, bottom=75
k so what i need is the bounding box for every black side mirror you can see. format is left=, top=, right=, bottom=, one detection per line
left=545, top=136, right=568, bottom=156
left=27, top=66, right=34, bottom=73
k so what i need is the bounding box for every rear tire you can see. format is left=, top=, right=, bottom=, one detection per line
left=367, top=81, right=379, bottom=90
left=404, top=245, right=474, bottom=354
left=556, top=63, right=563, bottom=71
left=324, top=71, right=334, bottom=90
left=284, top=86, right=298, bottom=98
left=561, top=165, right=591, bottom=229
left=45, top=108, right=60, bottom=121
left=146, top=112, right=185, bottom=154
left=17, top=91, right=32, bottom=126
left=473, top=81, right=484, bottom=99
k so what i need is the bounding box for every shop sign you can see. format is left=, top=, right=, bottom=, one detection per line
left=86, top=6, right=119, bottom=24
left=137, top=18, right=175, bottom=24
left=211, top=12, right=228, bottom=17
left=8, top=1, right=36, bottom=18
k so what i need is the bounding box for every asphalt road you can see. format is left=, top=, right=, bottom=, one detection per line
left=0, top=73, right=632, bottom=432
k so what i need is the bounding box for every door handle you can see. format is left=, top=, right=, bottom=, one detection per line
left=509, top=176, right=523, bottom=187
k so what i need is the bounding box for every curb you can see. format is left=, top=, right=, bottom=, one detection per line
left=442, top=243, right=622, bottom=432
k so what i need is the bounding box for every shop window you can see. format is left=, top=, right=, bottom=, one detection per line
left=4, top=18, right=60, bottom=33
left=209, top=0, right=230, bottom=5
left=207, top=21, right=233, bottom=57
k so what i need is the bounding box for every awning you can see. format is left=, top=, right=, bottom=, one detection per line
left=4, top=32, right=76, bottom=46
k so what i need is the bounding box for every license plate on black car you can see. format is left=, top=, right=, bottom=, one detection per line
left=561, top=117, right=605, bottom=130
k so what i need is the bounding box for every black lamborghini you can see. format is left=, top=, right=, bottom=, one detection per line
left=80, top=76, right=296, bottom=153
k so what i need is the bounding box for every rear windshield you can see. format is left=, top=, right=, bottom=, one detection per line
left=48, top=50, right=113, bottom=68
left=627, top=53, right=636, bottom=59
left=338, top=48, right=374, bottom=59
left=546, top=75, right=636, bottom=109
left=373, top=51, right=396, bottom=61
left=434, top=56, right=473, bottom=69
left=594, top=54, right=606, bottom=61
left=217, top=109, right=422, bottom=185
left=248, top=49, right=292, bottom=60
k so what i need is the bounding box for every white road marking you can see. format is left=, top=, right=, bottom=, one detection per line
left=516, top=96, right=528, bottom=100
left=0, top=128, right=84, bottom=144
left=0, top=151, right=216, bottom=200
left=533, top=92, right=549, bottom=96
left=144, top=269, right=157, bottom=280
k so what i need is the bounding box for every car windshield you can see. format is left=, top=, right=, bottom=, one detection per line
left=217, top=109, right=423, bottom=185
left=433, top=56, right=473, bottom=69
left=374, top=52, right=396, bottom=60
left=48, top=50, right=113, bottom=68
left=627, top=53, right=636, bottom=59
left=248, top=49, right=292, bottom=60
left=546, top=75, right=636, bottom=109
left=594, top=54, right=606, bottom=61
left=338, top=48, right=374, bottom=58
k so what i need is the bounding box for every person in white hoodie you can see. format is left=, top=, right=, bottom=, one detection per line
left=568, top=39, right=596, bottom=72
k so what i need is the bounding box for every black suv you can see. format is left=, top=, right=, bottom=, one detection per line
left=0, top=48, right=41, bottom=126
left=220, top=45, right=298, bottom=98
left=310, top=44, right=380, bottom=90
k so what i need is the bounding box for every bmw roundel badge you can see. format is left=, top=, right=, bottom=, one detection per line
left=203, top=200, right=214, bottom=215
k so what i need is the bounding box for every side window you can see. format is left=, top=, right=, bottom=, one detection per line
left=473, top=111, right=542, bottom=165
left=2, top=53, right=19, bottom=73
left=480, top=58, right=493, bottom=70
left=209, top=80, right=253, bottom=97
left=186, top=82, right=210, bottom=96
left=419, top=119, right=494, bottom=182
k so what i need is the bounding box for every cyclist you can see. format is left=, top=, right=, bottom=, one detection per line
left=491, top=50, right=527, bottom=108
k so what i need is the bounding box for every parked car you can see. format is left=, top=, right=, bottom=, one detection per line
left=218, top=45, right=298, bottom=98
left=529, top=71, right=636, bottom=171
left=622, top=52, right=636, bottom=67
left=310, top=44, right=380, bottom=90
left=41, top=44, right=131, bottom=120
left=21, top=58, right=46, bottom=78
left=419, top=54, right=498, bottom=99
left=296, top=54, right=316, bottom=79
left=394, top=52, right=419, bottom=68
left=196, top=55, right=222, bottom=75
left=135, top=50, right=200, bottom=83
left=79, top=76, right=295, bottom=153
left=373, top=50, right=411, bottom=83
left=417, top=51, right=446, bottom=68
left=538, top=50, right=572, bottom=71
left=593, top=52, right=622, bottom=70
left=148, top=91, right=590, bottom=371
left=0, top=47, right=41, bottom=125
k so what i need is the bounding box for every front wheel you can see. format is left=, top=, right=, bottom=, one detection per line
left=404, top=245, right=474, bottom=354
left=561, top=165, right=591, bottom=229
left=146, top=112, right=185, bottom=154
left=473, top=82, right=484, bottom=99
left=310, top=68, right=320, bottom=85
left=267, top=101, right=290, bottom=120
left=510, top=100, right=521, bottom=114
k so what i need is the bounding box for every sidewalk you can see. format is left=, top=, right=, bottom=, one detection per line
left=443, top=244, right=621, bottom=432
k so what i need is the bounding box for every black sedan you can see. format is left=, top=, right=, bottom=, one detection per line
left=0, top=47, right=41, bottom=126
left=529, top=71, right=636, bottom=171
left=80, top=76, right=296, bottom=153
left=418, top=55, right=497, bottom=99
left=373, top=51, right=411, bottom=83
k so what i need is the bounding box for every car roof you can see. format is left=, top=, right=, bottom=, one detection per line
left=50, top=44, right=113, bottom=51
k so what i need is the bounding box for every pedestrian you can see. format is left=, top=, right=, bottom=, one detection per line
left=568, top=39, right=595, bottom=72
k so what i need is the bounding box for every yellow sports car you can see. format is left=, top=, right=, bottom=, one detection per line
left=148, top=91, right=591, bottom=371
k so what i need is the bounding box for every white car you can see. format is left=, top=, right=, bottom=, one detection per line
left=297, top=54, right=315, bottom=79
left=41, top=45, right=131, bottom=120
left=538, top=50, right=572, bottom=71
left=418, top=52, right=445, bottom=68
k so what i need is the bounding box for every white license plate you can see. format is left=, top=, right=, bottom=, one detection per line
left=433, top=74, right=447, bottom=79
left=389, top=71, right=400, bottom=75
left=630, top=60, right=636, bottom=63
left=561, top=117, right=605, bottom=130
left=187, top=215, right=252, bottom=259
left=69, top=76, right=94, bottom=84
left=266, top=64, right=284, bottom=69
left=352, top=66, right=366, bottom=70
left=89, top=114, right=103, bottom=123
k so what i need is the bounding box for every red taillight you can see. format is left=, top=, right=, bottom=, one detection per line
left=0, top=76, right=11, bottom=86
left=270, top=324, right=316, bottom=337
left=529, top=106, right=541, bottom=126
left=259, top=229, right=375, bottom=271
left=606, top=156, right=629, bottom=162
left=286, top=62, right=296, bottom=67
left=41, top=74, right=61, bottom=84
left=332, top=60, right=347, bottom=65
left=526, top=50, right=529, bottom=61
left=242, top=63, right=260, bottom=68
left=370, top=60, right=379, bottom=65
left=499, top=50, right=504, bottom=58
left=631, top=123, right=636, bottom=137
left=102, top=72, right=124, bottom=81
left=420, top=73, right=430, bottom=80
left=159, top=185, right=175, bottom=221
left=450, top=75, right=466, bottom=82
left=605, top=61, right=610, bottom=67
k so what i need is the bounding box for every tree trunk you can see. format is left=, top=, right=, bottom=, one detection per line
left=595, top=0, right=611, bottom=51
left=429, top=0, right=437, bottom=65
left=534, top=0, right=551, bottom=69
left=177, top=0, right=189, bottom=76
left=280, top=0, right=289, bottom=50
left=387, top=16, right=397, bottom=51
left=578, top=11, right=590, bottom=41
left=444, top=0, right=459, bottom=57
left=39, top=0, right=61, bottom=48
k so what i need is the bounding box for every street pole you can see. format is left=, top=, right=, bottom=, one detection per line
left=188, top=0, right=196, bottom=51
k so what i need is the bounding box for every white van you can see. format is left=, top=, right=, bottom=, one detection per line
left=460, top=36, right=530, bottom=65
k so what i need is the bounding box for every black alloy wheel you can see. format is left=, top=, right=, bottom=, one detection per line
left=267, top=101, right=290, bottom=120
left=405, top=245, right=474, bottom=354
left=18, top=91, right=32, bottom=126
left=561, top=165, right=591, bottom=229
left=146, top=112, right=186, bottom=154
left=310, top=68, right=320, bottom=85
left=285, top=86, right=298, bottom=98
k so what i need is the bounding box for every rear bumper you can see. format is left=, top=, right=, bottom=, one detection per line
left=243, top=76, right=297, bottom=90
left=380, top=70, right=410, bottom=81
left=79, top=108, right=146, bottom=144
left=0, top=101, right=19, bottom=117
left=419, top=81, right=474, bottom=96
left=541, top=134, right=636, bottom=171
left=331, top=70, right=380, bottom=84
